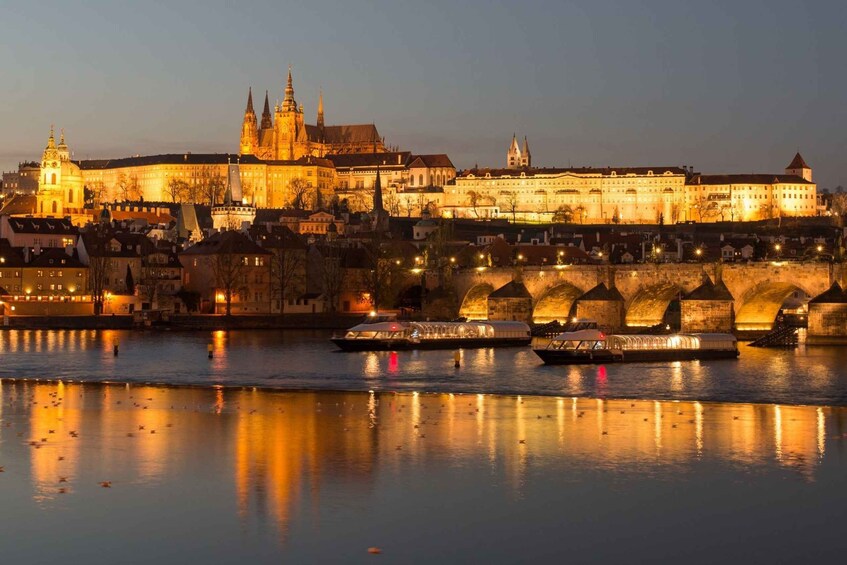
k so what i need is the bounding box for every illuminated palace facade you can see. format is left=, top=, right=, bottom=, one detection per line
left=79, top=153, right=336, bottom=209
left=75, top=69, right=385, bottom=208
left=438, top=143, right=818, bottom=223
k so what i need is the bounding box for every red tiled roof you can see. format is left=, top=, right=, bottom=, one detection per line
left=786, top=152, right=810, bottom=170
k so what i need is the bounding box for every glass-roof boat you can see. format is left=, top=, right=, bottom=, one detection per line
left=332, top=320, right=531, bottom=351
left=533, top=329, right=739, bottom=365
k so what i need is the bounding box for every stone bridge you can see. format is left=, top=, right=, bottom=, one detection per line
left=444, top=262, right=843, bottom=331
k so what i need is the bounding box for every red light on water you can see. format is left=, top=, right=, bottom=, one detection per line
left=597, top=366, right=607, bottom=381
left=388, top=351, right=399, bottom=373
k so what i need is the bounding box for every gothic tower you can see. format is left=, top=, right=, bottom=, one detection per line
left=317, top=89, right=325, bottom=130
left=274, top=67, right=307, bottom=160
left=507, top=134, right=522, bottom=169
left=260, top=90, right=273, bottom=130
left=521, top=136, right=531, bottom=168
left=371, top=162, right=389, bottom=233
left=239, top=87, right=258, bottom=156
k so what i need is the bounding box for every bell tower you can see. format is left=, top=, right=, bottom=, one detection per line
left=507, top=134, right=522, bottom=169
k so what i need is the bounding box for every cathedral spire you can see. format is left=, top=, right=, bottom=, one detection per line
left=317, top=89, right=324, bottom=129
left=240, top=90, right=259, bottom=156
left=245, top=87, right=255, bottom=114
left=261, top=90, right=272, bottom=129
left=283, top=65, right=297, bottom=112
left=46, top=125, right=56, bottom=149
left=522, top=136, right=531, bottom=168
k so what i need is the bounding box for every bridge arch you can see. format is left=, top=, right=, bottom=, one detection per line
left=735, top=282, right=812, bottom=331
left=459, top=283, right=494, bottom=320
left=532, top=282, right=584, bottom=323
left=624, top=282, right=683, bottom=328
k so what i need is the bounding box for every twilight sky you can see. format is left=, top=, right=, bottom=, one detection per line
left=1, top=0, right=844, bottom=188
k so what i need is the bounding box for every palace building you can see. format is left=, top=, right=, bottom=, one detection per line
left=438, top=137, right=818, bottom=223
left=239, top=68, right=387, bottom=161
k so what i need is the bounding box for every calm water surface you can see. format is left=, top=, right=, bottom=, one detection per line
left=0, top=382, right=845, bottom=563
left=1, top=329, right=846, bottom=405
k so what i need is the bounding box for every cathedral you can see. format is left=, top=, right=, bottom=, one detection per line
left=239, top=68, right=387, bottom=161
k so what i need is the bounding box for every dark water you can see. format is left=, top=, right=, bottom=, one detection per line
left=1, top=329, right=847, bottom=405
left=1, top=382, right=845, bottom=564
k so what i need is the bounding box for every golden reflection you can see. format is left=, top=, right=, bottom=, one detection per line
left=654, top=400, right=662, bottom=451
left=363, top=353, right=380, bottom=378
left=1, top=382, right=842, bottom=540
left=669, top=362, right=683, bottom=392
left=215, top=387, right=225, bottom=414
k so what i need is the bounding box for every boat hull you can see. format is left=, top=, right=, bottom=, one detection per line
left=333, top=337, right=531, bottom=351
left=533, top=348, right=739, bottom=365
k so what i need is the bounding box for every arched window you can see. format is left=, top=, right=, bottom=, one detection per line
left=410, top=175, right=414, bottom=186
left=52, top=201, right=58, bottom=214
left=68, top=189, right=73, bottom=204
left=51, top=173, right=56, bottom=185
left=419, top=174, right=423, bottom=186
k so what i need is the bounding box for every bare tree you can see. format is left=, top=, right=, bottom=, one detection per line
left=268, top=238, right=305, bottom=314
left=384, top=192, right=401, bottom=217
left=502, top=191, right=519, bottom=222
left=165, top=177, right=190, bottom=203
left=319, top=244, right=344, bottom=313
left=466, top=190, right=482, bottom=218
left=574, top=204, right=586, bottom=224
left=830, top=193, right=847, bottom=216
left=199, top=169, right=226, bottom=205
left=116, top=173, right=141, bottom=201
left=212, top=251, right=247, bottom=316
left=288, top=177, right=311, bottom=210
left=85, top=181, right=106, bottom=206
left=553, top=205, right=574, bottom=223
left=84, top=226, right=112, bottom=315
left=362, top=235, right=405, bottom=312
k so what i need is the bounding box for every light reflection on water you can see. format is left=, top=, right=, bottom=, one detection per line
left=3, top=329, right=847, bottom=405
left=1, top=381, right=846, bottom=563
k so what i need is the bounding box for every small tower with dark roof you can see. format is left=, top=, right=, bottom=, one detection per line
left=786, top=152, right=812, bottom=182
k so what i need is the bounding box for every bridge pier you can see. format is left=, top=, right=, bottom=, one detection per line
left=807, top=283, right=847, bottom=344
left=574, top=283, right=625, bottom=332
left=680, top=279, right=735, bottom=333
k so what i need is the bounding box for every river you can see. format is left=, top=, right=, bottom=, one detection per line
left=1, top=329, right=846, bottom=405
left=2, top=330, right=847, bottom=563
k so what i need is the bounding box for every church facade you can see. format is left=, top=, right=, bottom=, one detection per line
left=239, top=68, right=387, bottom=161
left=35, top=127, right=87, bottom=224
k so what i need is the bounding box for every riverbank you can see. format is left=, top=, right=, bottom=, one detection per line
left=2, top=313, right=366, bottom=331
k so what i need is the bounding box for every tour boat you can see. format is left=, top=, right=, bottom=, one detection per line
left=332, top=320, right=532, bottom=351
left=533, top=329, right=739, bottom=365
